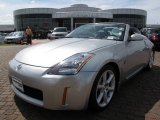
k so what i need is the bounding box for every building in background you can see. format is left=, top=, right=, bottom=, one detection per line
left=103, top=8, right=147, bottom=29
left=0, top=25, right=15, bottom=33
left=14, top=8, right=57, bottom=38
left=146, top=24, right=160, bottom=28
left=13, top=4, right=147, bottom=38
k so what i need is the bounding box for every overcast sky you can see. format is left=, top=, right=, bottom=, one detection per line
left=0, top=0, right=160, bottom=25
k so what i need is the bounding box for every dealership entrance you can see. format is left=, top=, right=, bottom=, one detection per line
left=53, top=17, right=112, bottom=31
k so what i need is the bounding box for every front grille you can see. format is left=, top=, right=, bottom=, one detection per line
left=23, top=85, right=43, bottom=101
left=7, top=39, right=13, bottom=42
left=55, top=34, right=65, bottom=37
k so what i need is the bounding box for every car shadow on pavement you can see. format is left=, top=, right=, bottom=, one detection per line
left=155, top=47, right=160, bottom=52
left=14, top=65, right=160, bottom=120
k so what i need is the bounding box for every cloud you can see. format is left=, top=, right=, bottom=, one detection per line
left=0, top=3, right=6, bottom=9
left=30, top=0, right=36, bottom=4
left=0, top=14, right=13, bottom=24
left=0, top=0, right=160, bottom=24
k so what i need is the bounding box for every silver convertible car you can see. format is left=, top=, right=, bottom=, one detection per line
left=8, top=23, right=154, bottom=111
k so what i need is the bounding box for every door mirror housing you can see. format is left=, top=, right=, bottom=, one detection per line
left=129, top=34, right=144, bottom=41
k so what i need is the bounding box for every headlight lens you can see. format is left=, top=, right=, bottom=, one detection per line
left=47, top=53, right=94, bottom=75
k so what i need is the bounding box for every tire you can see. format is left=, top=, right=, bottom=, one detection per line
left=146, top=50, right=154, bottom=70
left=88, top=65, right=117, bottom=111
left=19, top=39, right=23, bottom=45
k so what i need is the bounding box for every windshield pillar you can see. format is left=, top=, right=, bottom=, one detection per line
left=71, top=17, right=74, bottom=31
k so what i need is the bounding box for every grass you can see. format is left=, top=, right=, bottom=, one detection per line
left=0, top=43, right=17, bottom=46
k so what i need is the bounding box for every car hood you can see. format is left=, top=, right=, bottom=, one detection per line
left=5, top=36, right=21, bottom=39
left=52, top=32, right=68, bottom=35
left=15, top=38, right=116, bottom=67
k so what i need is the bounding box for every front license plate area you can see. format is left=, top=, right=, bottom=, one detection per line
left=12, top=77, right=24, bottom=92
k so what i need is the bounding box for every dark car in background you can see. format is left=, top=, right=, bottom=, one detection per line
left=0, top=35, right=5, bottom=44
left=4, top=31, right=27, bottom=44
left=0, top=33, right=6, bottom=44
left=141, top=28, right=160, bottom=49
left=50, top=27, right=69, bottom=40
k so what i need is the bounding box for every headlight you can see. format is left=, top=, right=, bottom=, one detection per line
left=47, top=53, right=94, bottom=75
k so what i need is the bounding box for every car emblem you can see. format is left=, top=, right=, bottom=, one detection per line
left=16, top=64, right=22, bottom=71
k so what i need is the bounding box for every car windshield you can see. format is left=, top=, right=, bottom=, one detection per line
left=8, top=32, right=14, bottom=36
left=53, top=28, right=67, bottom=32
left=7, top=32, right=23, bottom=36
left=66, top=24, right=126, bottom=41
left=12, top=32, right=23, bottom=36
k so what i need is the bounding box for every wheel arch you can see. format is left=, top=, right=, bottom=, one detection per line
left=91, top=61, right=121, bottom=93
left=88, top=62, right=120, bottom=110
left=107, top=62, right=120, bottom=85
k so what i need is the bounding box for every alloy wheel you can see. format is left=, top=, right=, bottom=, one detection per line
left=96, top=70, right=115, bottom=107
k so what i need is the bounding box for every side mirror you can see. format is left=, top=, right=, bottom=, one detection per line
left=129, top=34, right=144, bottom=41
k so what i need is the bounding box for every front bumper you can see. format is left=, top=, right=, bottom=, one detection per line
left=50, top=35, right=65, bottom=40
left=8, top=59, right=97, bottom=110
left=4, top=39, right=14, bottom=43
left=4, top=39, right=21, bottom=43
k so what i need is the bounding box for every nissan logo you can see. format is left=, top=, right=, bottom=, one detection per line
left=16, top=64, right=22, bottom=71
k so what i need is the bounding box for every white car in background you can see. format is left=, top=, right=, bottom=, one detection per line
left=50, top=27, right=69, bottom=40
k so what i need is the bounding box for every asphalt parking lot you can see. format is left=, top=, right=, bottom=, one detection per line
left=0, top=45, right=160, bottom=120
